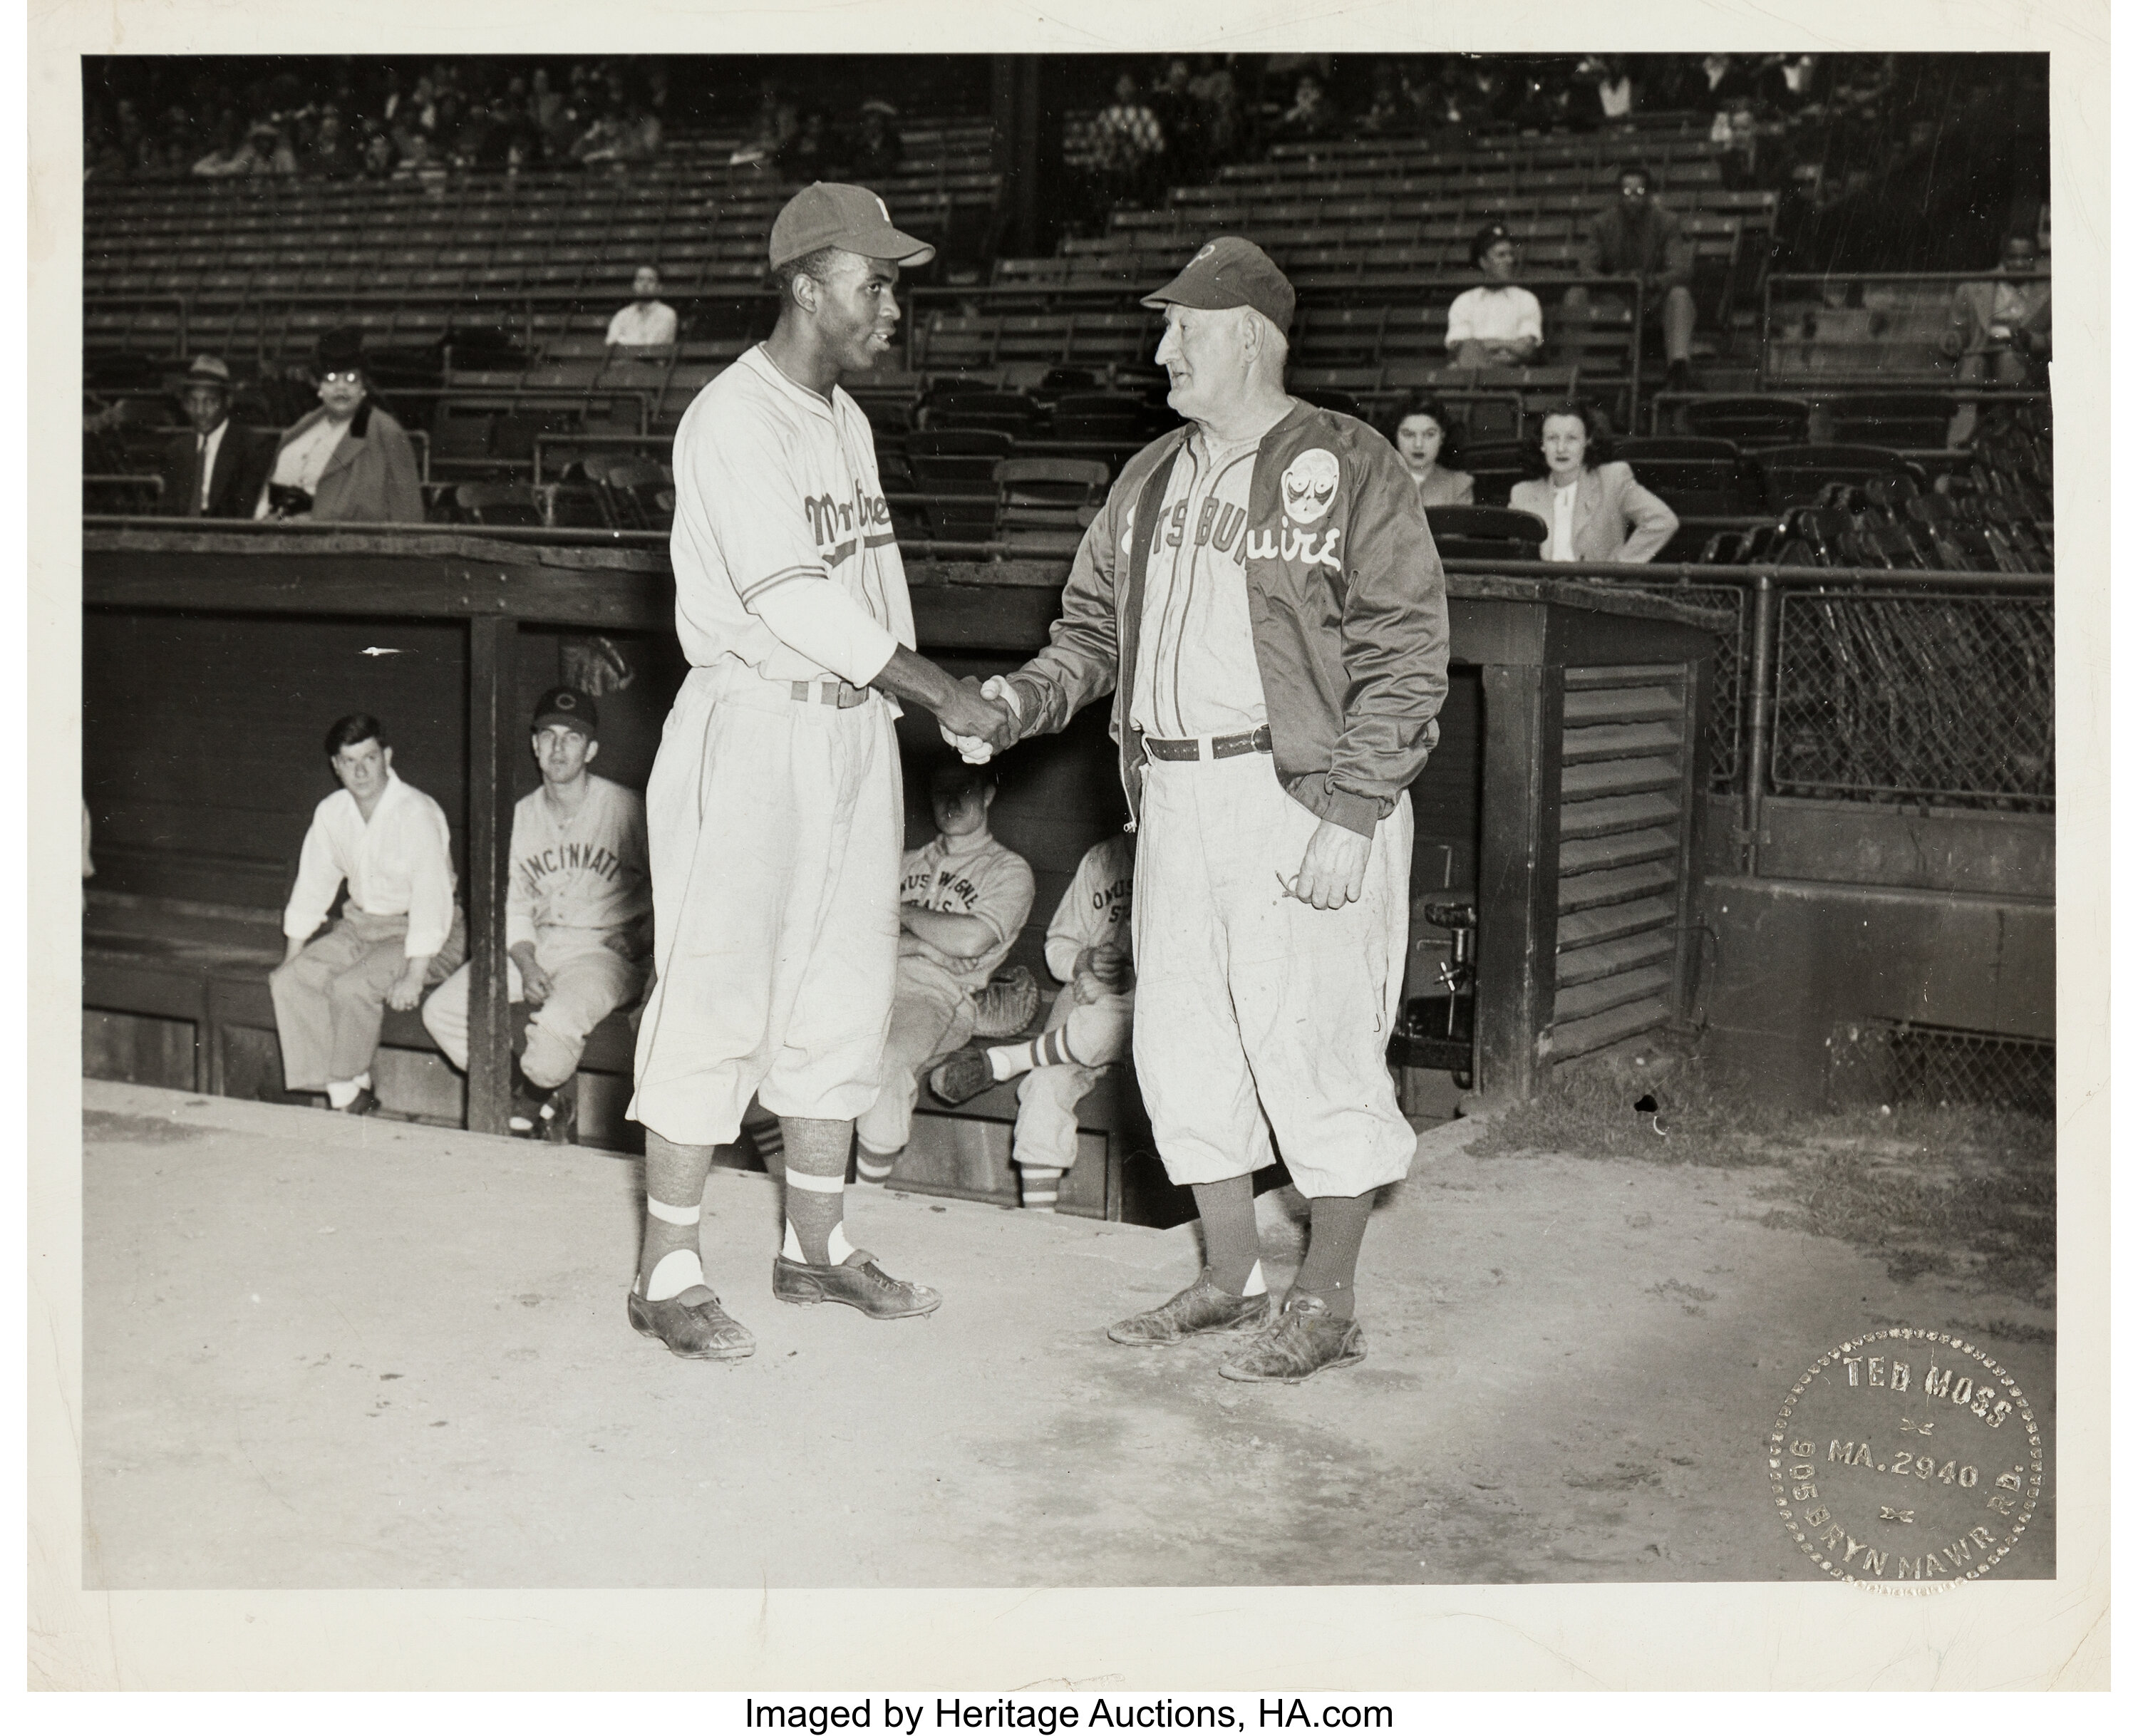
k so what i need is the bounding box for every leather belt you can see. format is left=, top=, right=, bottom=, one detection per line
left=790, top=678, right=871, bottom=709
left=1143, top=725, right=1272, bottom=762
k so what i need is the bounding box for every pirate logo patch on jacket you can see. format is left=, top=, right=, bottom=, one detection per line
left=1281, top=448, right=1340, bottom=525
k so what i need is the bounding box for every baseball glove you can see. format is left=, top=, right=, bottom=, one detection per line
left=969, top=964, right=1041, bottom=1038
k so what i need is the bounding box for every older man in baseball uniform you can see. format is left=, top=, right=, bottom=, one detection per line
left=423, top=686, right=650, bottom=1140
left=623, top=182, right=1012, bottom=1363
left=968, top=237, right=1450, bottom=1382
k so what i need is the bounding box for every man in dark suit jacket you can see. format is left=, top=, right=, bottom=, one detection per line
left=157, top=355, right=277, bottom=519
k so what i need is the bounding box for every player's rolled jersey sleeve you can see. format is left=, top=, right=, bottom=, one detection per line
left=683, top=406, right=900, bottom=688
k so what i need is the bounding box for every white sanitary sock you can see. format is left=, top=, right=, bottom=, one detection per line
left=644, top=1248, right=705, bottom=1302
left=783, top=1221, right=857, bottom=1264
left=1241, top=1259, right=1268, bottom=1297
left=325, top=1080, right=358, bottom=1109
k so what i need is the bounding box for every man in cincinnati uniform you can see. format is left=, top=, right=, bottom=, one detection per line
left=624, top=182, right=1011, bottom=1362
left=854, top=760, right=1034, bottom=1184
left=966, top=238, right=1450, bottom=1382
left=929, top=832, right=1135, bottom=1211
left=423, top=687, right=649, bottom=1140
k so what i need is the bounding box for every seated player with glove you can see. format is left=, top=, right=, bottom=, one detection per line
left=854, top=759, right=1035, bottom=1184
left=930, top=832, right=1135, bottom=1211
left=423, top=687, right=651, bottom=1139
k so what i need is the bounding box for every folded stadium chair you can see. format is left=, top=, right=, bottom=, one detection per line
left=1426, top=505, right=1550, bottom=562
left=1679, top=396, right=1812, bottom=448
left=589, top=457, right=675, bottom=532
left=1755, top=445, right=1928, bottom=514
left=1613, top=436, right=1758, bottom=517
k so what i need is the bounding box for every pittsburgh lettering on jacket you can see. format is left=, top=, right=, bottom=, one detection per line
left=520, top=840, right=629, bottom=885
left=1157, top=497, right=1344, bottom=571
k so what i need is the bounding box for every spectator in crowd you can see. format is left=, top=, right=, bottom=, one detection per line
left=1568, top=162, right=1700, bottom=392
left=269, top=713, right=465, bottom=1117
left=1187, top=58, right=1246, bottom=166
left=850, top=98, right=904, bottom=180
left=1355, top=60, right=1417, bottom=137
left=1946, top=233, right=2051, bottom=443
left=422, top=687, right=651, bottom=1143
left=1150, top=58, right=1209, bottom=183
left=1269, top=70, right=1342, bottom=143
left=1509, top=401, right=1678, bottom=564
left=927, top=834, right=1136, bottom=1214
left=190, top=113, right=257, bottom=177
left=1092, top=70, right=1167, bottom=209
left=606, top=266, right=680, bottom=353
left=1760, top=53, right=1827, bottom=113
left=1581, top=55, right=1638, bottom=125
left=1388, top=394, right=1475, bottom=508
left=257, top=329, right=425, bottom=525
left=304, top=106, right=361, bottom=177
left=157, top=355, right=277, bottom=520
left=1685, top=52, right=1755, bottom=112
left=779, top=109, right=833, bottom=181
left=852, top=760, right=1036, bottom=1188
left=1445, top=222, right=1544, bottom=368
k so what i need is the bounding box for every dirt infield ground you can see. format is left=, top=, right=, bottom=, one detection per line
left=78, top=1078, right=2054, bottom=1588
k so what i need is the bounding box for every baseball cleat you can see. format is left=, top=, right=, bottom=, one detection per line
left=773, top=1250, right=941, bottom=1318
left=1217, top=1291, right=1366, bottom=1384
left=627, top=1286, right=756, bottom=1361
left=1106, top=1270, right=1275, bottom=1346
left=927, top=1047, right=997, bottom=1107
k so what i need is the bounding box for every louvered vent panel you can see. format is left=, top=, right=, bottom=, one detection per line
left=1554, top=664, right=1691, bottom=1061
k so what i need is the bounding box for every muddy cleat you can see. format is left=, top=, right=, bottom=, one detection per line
left=627, top=1286, right=756, bottom=1361
left=927, top=1047, right=996, bottom=1107
left=1217, top=1291, right=1366, bottom=1383
left=1106, top=1270, right=1274, bottom=1346
left=773, top=1249, right=941, bottom=1318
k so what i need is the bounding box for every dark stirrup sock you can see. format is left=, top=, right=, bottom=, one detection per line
left=1191, top=1175, right=1261, bottom=1295
left=1292, top=1190, right=1375, bottom=1320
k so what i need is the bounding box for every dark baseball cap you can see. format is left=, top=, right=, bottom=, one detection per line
left=1140, top=237, right=1296, bottom=333
left=531, top=686, right=598, bottom=738
left=769, top=182, right=937, bottom=272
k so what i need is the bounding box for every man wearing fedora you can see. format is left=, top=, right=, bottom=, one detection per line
left=257, top=327, right=425, bottom=524
left=964, top=237, right=1450, bottom=1383
left=157, top=355, right=277, bottom=520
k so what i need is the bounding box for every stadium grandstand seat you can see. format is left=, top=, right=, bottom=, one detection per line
left=1426, top=505, right=1549, bottom=562
left=927, top=391, right=1042, bottom=438
left=907, top=428, right=1015, bottom=539
left=1678, top=397, right=1813, bottom=448
left=995, top=457, right=1107, bottom=557
left=1612, top=437, right=1760, bottom=517
left=1825, top=393, right=1960, bottom=449
left=454, top=481, right=548, bottom=527
left=1753, top=445, right=1928, bottom=513
left=1451, top=440, right=1544, bottom=508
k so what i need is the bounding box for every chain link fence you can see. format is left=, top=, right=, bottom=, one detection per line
left=1829, top=1019, right=2055, bottom=1119
left=1770, top=586, right=2054, bottom=810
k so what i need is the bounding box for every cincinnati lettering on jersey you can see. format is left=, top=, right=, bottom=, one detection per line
left=803, top=486, right=895, bottom=565
left=521, top=842, right=627, bottom=884
left=1150, top=502, right=1343, bottom=572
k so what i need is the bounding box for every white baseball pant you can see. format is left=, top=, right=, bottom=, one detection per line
left=629, top=663, right=902, bottom=1148
left=857, top=954, right=976, bottom=1158
left=1013, top=983, right=1135, bottom=1174
left=1130, top=752, right=1415, bottom=1198
left=423, top=930, right=644, bottom=1090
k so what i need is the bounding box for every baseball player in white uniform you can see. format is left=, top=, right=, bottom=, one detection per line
left=929, top=833, right=1134, bottom=1210
left=853, top=760, right=1035, bottom=1182
left=423, top=686, right=650, bottom=1140
left=269, top=713, right=465, bottom=1117
left=962, top=238, right=1450, bottom=1383
left=623, top=182, right=1013, bottom=1363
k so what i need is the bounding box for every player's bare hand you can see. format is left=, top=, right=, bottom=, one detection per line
left=521, top=959, right=554, bottom=1006
left=386, top=961, right=428, bottom=1012
left=939, top=677, right=1018, bottom=751
left=1070, top=968, right=1105, bottom=1006
left=1280, top=819, right=1372, bottom=911
left=1088, top=943, right=1133, bottom=992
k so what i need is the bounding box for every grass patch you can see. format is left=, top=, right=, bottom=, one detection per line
left=1470, top=1056, right=2056, bottom=1303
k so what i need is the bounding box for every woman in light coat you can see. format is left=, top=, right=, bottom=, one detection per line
left=1508, top=401, right=1678, bottom=564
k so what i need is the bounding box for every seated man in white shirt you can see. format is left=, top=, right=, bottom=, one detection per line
left=605, top=265, right=680, bottom=353
left=853, top=759, right=1036, bottom=1184
left=1445, top=222, right=1544, bottom=369
left=269, top=713, right=466, bottom=1115
left=423, top=687, right=651, bottom=1140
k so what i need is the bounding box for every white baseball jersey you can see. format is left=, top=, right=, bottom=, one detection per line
left=668, top=343, right=915, bottom=692
left=899, top=832, right=1036, bottom=993
left=1129, top=427, right=1268, bottom=739
left=505, top=773, right=651, bottom=952
left=1044, top=835, right=1135, bottom=982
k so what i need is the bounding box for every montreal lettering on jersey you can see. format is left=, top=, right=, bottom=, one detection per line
left=522, top=842, right=626, bottom=884
left=803, top=486, right=894, bottom=557
left=1152, top=500, right=1343, bottom=572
